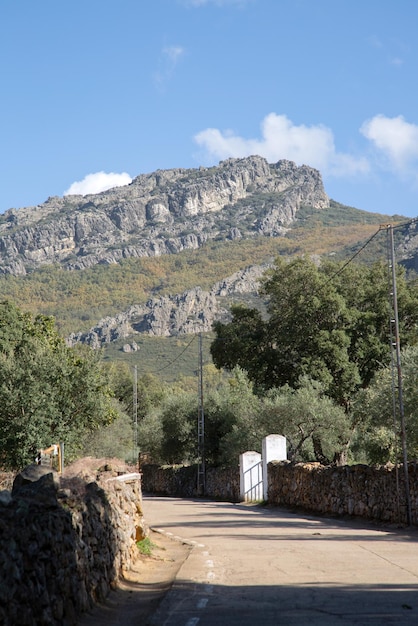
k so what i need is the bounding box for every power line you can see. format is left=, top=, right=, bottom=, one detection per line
left=391, top=217, right=418, bottom=232
left=133, top=364, right=138, bottom=462
left=149, top=334, right=197, bottom=374
left=197, top=332, right=205, bottom=495
left=131, top=219, right=417, bottom=370
left=324, top=227, right=384, bottom=283
left=323, top=217, right=417, bottom=285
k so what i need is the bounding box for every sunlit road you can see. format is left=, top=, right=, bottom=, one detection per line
left=143, top=496, right=418, bottom=626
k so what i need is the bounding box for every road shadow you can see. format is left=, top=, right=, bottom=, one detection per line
left=148, top=578, right=418, bottom=625
left=144, top=494, right=418, bottom=544
left=78, top=529, right=191, bottom=626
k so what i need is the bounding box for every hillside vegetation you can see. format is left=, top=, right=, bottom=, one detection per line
left=0, top=156, right=408, bottom=382
left=1, top=156, right=416, bottom=470
left=0, top=204, right=399, bottom=382
left=0, top=202, right=392, bottom=336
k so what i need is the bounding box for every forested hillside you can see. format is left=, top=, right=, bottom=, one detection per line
left=0, top=157, right=413, bottom=381
left=2, top=157, right=418, bottom=469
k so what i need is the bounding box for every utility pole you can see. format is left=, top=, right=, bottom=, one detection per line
left=197, top=333, right=205, bottom=495
left=387, top=224, right=412, bottom=525
left=133, top=364, right=138, bottom=465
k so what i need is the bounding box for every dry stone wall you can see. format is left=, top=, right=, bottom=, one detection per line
left=0, top=464, right=146, bottom=626
left=142, top=461, right=418, bottom=526
left=268, top=460, right=418, bottom=525
left=141, top=464, right=240, bottom=502
left=10, top=458, right=417, bottom=625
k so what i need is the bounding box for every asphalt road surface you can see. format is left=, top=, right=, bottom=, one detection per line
left=143, top=496, right=418, bottom=626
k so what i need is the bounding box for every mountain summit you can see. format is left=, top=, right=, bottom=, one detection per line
left=0, top=156, right=328, bottom=276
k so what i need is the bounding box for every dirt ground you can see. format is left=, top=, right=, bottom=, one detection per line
left=78, top=529, right=191, bottom=626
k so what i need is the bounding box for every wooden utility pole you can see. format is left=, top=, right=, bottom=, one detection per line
left=197, top=333, right=205, bottom=495
left=387, top=224, right=412, bottom=525
left=133, top=364, right=138, bottom=463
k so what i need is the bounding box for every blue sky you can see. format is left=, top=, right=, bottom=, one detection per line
left=2, top=0, right=418, bottom=217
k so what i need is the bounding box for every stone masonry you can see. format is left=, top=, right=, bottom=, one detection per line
left=141, top=461, right=418, bottom=526
left=0, top=464, right=146, bottom=626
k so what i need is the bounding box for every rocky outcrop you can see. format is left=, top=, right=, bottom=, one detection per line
left=67, top=287, right=229, bottom=348
left=67, top=264, right=270, bottom=347
left=213, top=263, right=270, bottom=296
left=0, top=157, right=329, bottom=275
left=395, top=220, right=418, bottom=272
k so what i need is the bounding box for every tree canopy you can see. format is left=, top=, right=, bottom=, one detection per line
left=352, top=345, right=418, bottom=464
left=211, top=257, right=418, bottom=408
left=0, top=301, right=118, bottom=469
left=136, top=366, right=353, bottom=467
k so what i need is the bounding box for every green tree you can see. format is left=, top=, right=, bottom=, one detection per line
left=0, top=301, right=117, bottom=469
left=351, top=345, right=418, bottom=464
left=136, top=368, right=262, bottom=467
left=204, top=368, right=262, bottom=466
left=326, top=260, right=418, bottom=389
left=211, top=257, right=418, bottom=408
left=135, top=368, right=351, bottom=467
left=106, top=363, right=166, bottom=422
left=259, top=377, right=351, bottom=463
left=159, top=392, right=197, bottom=465
left=79, top=405, right=134, bottom=460
left=262, top=257, right=359, bottom=406
left=136, top=407, right=165, bottom=463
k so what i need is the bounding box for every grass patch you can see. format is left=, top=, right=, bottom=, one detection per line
left=103, top=332, right=214, bottom=383
left=136, top=536, right=157, bottom=556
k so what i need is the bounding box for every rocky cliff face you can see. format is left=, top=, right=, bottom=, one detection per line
left=395, top=220, right=418, bottom=272
left=0, top=156, right=329, bottom=275
left=67, top=264, right=270, bottom=347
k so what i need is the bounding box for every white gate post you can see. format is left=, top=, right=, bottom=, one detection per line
left=262, top=435, right=287, bottom=501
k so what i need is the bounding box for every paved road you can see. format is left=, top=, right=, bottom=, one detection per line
left=143, top=496, right=418, bottom=626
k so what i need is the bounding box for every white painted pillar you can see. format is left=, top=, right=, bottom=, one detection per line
left=262, top=434, right=287, bottom=501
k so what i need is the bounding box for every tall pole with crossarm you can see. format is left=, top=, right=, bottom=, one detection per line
left=133, top=364, right=138, bottom=464
left=387, top=224, right=411, bottom=525
left=197, top=333, right=205, bottom=495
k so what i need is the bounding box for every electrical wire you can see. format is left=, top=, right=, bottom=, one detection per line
left=392, top=217, right=418, bottom=232
left=137, top=218, right=418, bottom=368
left=322, top=217, right=418, bottom=285
left=150, top=334, right=197, bottom=374
left=324, top=227, right=384, bottom=283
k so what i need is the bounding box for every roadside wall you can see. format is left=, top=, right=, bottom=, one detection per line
left=268, top=460, right=418, bottom=525
left=0, top=465, right=146, bottom=626
left=142, top=461, right=418, bottom=525
left=141, top=464, right=240, bottom=502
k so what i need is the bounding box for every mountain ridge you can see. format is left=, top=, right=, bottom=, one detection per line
left=0, top=156, right=328, bottom=275
left=1, top=156, right=416, bottom=356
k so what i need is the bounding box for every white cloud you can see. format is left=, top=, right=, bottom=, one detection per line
left=368, top=34, right=383, bottom=49
left=163, top=45, right=185, bottom=64
left=64, top=171, right=132, bottom=196
left=194, top=113, right=369, bottom=177
left=154, top=45, right=185, bottom=90
left=361, top=114, right=418, bottom=171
